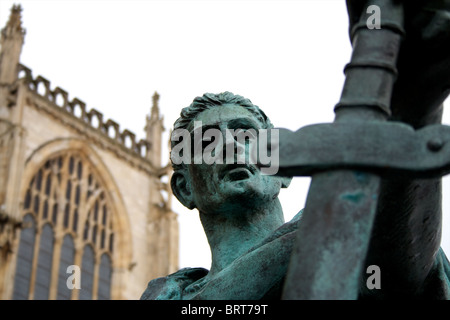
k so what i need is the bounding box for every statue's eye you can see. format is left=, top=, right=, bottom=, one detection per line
left=202, top=135, right=217, bottom=149
left=233, top=128, right=258, bottom=142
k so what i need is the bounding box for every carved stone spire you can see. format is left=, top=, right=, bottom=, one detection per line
left=145, top=91, right=164, bottom=167
left=151, top=91, right=160, bottom=119
left=0, top=4, right=26, bottom=84
left=4, top=5, right=24, bottom=32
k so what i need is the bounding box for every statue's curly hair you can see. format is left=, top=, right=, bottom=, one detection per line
left=170, top=92, right=273, bottom=171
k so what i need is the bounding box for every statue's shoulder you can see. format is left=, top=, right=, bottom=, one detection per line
left=258, top=209, right=304, bottom=246
left=140, top=267, right=209, bottom=300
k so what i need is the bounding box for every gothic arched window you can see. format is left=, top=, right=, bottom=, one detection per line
left=13, top=152, right=115, bottom=300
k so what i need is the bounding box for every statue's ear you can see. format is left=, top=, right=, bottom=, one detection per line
left=279, top=176, right=293, bottom=188
left=171, top=171, right=196, bottom=210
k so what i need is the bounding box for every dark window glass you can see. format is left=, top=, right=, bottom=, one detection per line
left=77, top=161, right=83, bottom=180
left=72, top=209, right=78, bottom=233
left=24, top=189, right=31, bottom=210
left=52, top=203, right=58, bottom=224
left=75, top=185, right=80, bottom=205
left=57, top=235, right=75, bottom=300
left=79, top=245, right=95, bottom=300
left=34, top=224, right=54, bottom=299
left=65, top=180, right=72, bottom=201
left=68, top=156, right=74, bottom=175
left=102, top=205, right=107, bottom=226
left=109, top=233, right=114, bottom=253
left=97, top=254, right=112, bottom=300
left=43, top=200, right=48, bottom=219
left=12, top=215, right=36, bottom=300
left=45, top=174, right=52, bottom=196
left=63, top=203, right=70, bottom=228
left=36, top=169, right=42, bottom=191
left=33, top=195, right=39, bottom=215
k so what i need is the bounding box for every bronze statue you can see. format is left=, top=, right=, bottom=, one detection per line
left=141, top=0, right=450, bottom=299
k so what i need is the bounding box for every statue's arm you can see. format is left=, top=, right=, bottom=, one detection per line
left=362, top=174, right=448, bottom=298
left=346, top=1, right=450, bottom=128
left=345, top=0, right=450, bottom=298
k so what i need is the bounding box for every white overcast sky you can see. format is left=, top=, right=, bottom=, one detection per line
left=1, top=0, right=449, bottom=270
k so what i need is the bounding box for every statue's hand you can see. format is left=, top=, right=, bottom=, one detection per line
left=347, top=0, right=450, bottom=127
left=140, top=267, right=208, bottom=300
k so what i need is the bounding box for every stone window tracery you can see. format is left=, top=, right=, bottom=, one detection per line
left=13, top=152, right=114, bottom=300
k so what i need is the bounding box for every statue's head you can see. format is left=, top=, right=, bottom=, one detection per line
left=170, top=92, right=291, bottom=216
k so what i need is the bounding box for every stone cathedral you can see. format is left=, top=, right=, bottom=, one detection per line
left=0, top=5, right=179, bottom=299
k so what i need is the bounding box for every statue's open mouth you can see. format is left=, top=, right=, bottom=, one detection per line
left=225, top=168, right=252, bottom=181
left=220, top=164, right=255, bottom=182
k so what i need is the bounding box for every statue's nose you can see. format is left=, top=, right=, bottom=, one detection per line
left=221, top=134, right=245, bottom=163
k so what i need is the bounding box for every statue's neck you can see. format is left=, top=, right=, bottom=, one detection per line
left=199, top=199, right=284, bottom=277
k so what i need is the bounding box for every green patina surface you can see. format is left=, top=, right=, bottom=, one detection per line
left=341, top=192, right=366, bottom=204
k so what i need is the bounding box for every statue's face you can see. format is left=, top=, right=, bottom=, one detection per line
left=184, top=103, right=283, bottom=215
